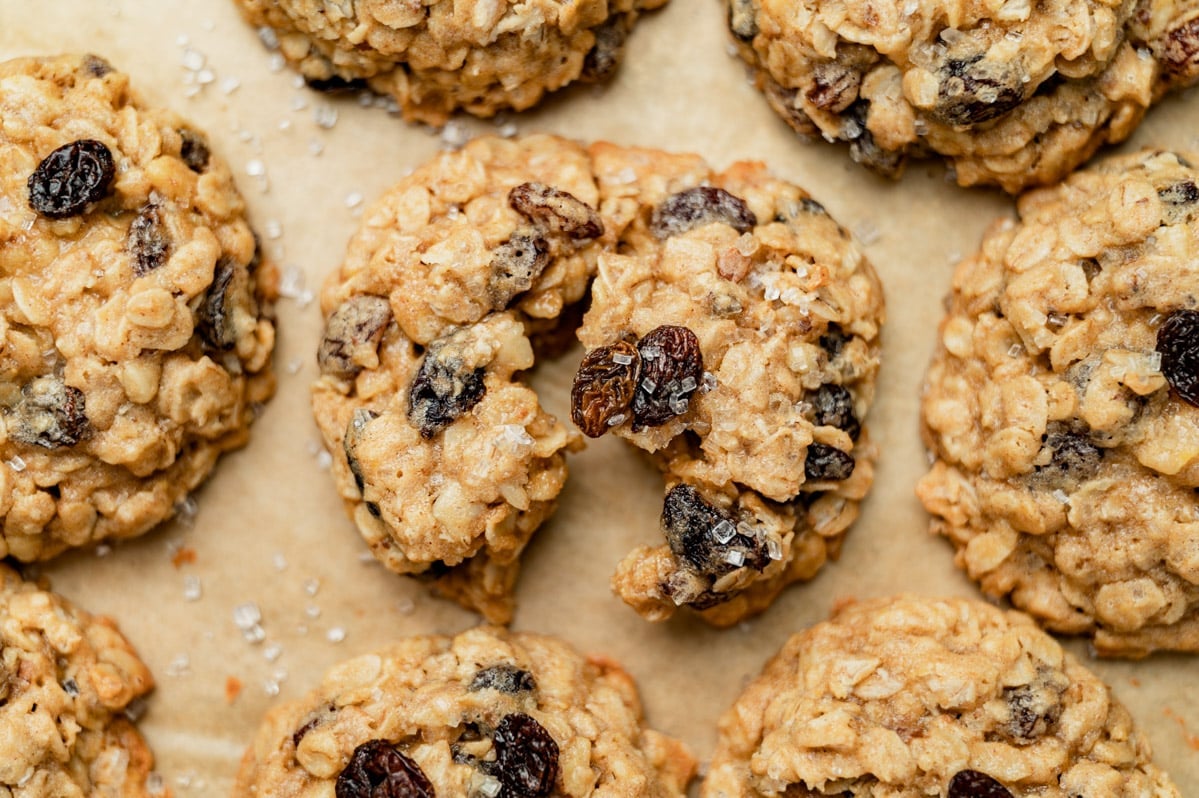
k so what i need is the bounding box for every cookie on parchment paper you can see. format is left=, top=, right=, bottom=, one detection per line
left=705, top=595, right=1180, bottom=797
left=919, top=149, right=1199, bottom=656
left=0, top=54, right=276, bottom=562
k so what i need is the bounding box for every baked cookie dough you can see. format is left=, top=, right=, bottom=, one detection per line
left=313, top=135, right=882, bottom=625
left=233, top=0, right=668, bottom=126
left=705, top=595, right=1180, bottom=797
left=919, top=149, right=1199, bottom=656
left=728, top=0, right=1199, bottom=192
left=233, top=625, right=696, bottom=797
left=0, top=54, right=276, bottom=561
left=0, top=564, right=159, bottom=796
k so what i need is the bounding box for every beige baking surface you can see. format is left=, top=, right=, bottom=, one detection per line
left=1, top=0, right=1196, bottom=794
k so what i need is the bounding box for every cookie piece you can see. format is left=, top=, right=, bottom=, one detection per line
left=312, top=136, right=594, bottom=623
left=581, top=144, right=883, bottom=626
left=232, top=0, right=667, bottom=126
left=233, top=625, right=696, bottom=797
left=0, top=55, right=276, bottom=561
left=919, top=149, right=1199, bottom=656
left=728, top=0, right=1198, bottom=192
left=705, top=595, right=1181, bottom=797
left=0, top=564, right=159, bottom=796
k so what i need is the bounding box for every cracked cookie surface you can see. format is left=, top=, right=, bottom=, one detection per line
left=232, top=0, right=667, bottom=126
left=919, top=149, right=1199, bottom=656
left=0, top=54, right=276, bottom=561
left=729, top=0, right=1199, bottom=192
left=705, top=595, right=1180, bottom=797
left=233, top=625, right=695, bottom=797
left=0, top=564, right=158, bottom=797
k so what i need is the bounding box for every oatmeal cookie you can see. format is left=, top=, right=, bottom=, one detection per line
left=580, top=144, right=883, bottom=626
left=0, top=564, right=159, bottom=797
left=0, top=54, right=276, bottom=561
left=728, top=0, right=1198, bottom=192
left=919, top=149, right=1199, bottom=656
left=232, top=0, right=668, bottom=126
left=705, top=595, right=1180, bottom=798
left=233, top=625, right=695, bottom=797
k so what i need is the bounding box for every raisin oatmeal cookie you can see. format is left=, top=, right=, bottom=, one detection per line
left=233, top=625, right=695, bottom=797
left=728, top=0, right=1199, bottom=192
left=0, top=564, right=160, bottom=796
left=919, top=149, right=1199, bottom=656
left=705, top=595, right=1180, bottom=798
left=0, top=55, right=276, bottom=561
left=314, top=135, right=881, bottom=625
left=580, top=144, right=883, bottom=626
left=233, top=0, right=667, bottom=126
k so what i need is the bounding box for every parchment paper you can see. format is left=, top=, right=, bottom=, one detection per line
left=0, top=1, right=1195, bottom=794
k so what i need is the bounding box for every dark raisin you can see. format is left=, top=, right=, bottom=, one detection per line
left=305, top=75, right=371, bottom=93
left=128, top=204, right=171, bottom=276
left=9, top=376, right=90, bottom=449
left=932, top=56, right=1026, bottom=126
left=581, top=17, right=628, bottom=81
left=336, top=740, right=434, bottom=798
left=488, top=233, right=551, bottom=310
left=509, top=182, right=603, bottom=240
left=1160, top=17, right=1199, bottom=80
left=728, top=0, right=758, bottom=42
left=662, top=484, right=769, bottom=580
left=806, top=62, right=860, bottom=114
left=196, top=258, right=240, bottom=350
left=28, top=139, right=115, bottom=219
left=179, top=129, right=210, bottom=173
left=1035, top=431, right=1102, bottom=482
left=631, top=325, right=703, bottom=429
left=1156, top=309, right=1199, bottom=406
left=650, top=187, right=757, bottom=239
left=1002, top=682, right=1062, bottom=742
left=819, top=322, right=849, bottom=358
left=82, top=54, right=113, bottom=77
left=811, top=384, right=860, bottom=440
left=1158, top=180, right=1199, bottom=205
left=492, top=714, right=558, bottom=798
left=344, top=409, right=380, bottom=516
left=843, top=101, right=906, bottom=178
left=570, top=339, right=640, bottom=437
left=407, top=331, right=487, bottom=438
left=804, top=442, right=855, bottom=481
left=318, top=296, right=393, bottom=379
left=948, top=770, right=1013, bottom=798
left=469, top=664, right=536, bottom=694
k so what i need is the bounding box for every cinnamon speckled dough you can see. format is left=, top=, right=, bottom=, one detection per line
left=0, top=564, right=159, bottom=797
left=233, top=625, right=695, bottom=797
left=232, top=0, right=667, bottom=126
left=0, top=55, right=276, bottom=561
left=728, top=0, right=1199, bottom=192
left=705, top=595, right=1181, bottom=798
left=585, top=144, right=883, bottom=626
left=918, top=149, right=1199, bottom=656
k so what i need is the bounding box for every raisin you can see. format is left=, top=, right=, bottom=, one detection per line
left=344, top=409, right=381, bottom=517
left=801, top=198, right=827, bottom=215
left=318, top=296, right=393, bottom=379
left=932, top=56, right=1025, bottom=126
left=9, top=376, right=91, bottom=449
left=662, top=485, right=769, bottom=580
left=488, top=233, right=551, bottom=310
left=650, top=187, right=757, bottom=239
left=336, top=740, right=434, bottom=798
left=728, top=0, right=758, bottom=41
left=1035, top=431, right=1102, bottom=482
left=819, top=322, right=849, bottom=358
left=948, top=770, right=1013, bottom=798
left=305, top=75, right=371, bottom=93
left=509, top=183, right=603, bottom=240
left=196, top=258, right=241, bottom=350
left=28, top=139, right=115, bottom=219
left=1159, top=180, right=1199, bottom=205
left=82, top=54, right=113, bottom=77
left=1002, top=682, right=1062, bottom=742
left=804, top=442, right=855, bottom=481
left=811, top=384, right=860, bottom=440
left=1157, top=310, right=1199, bottom=406
left=631, top=326, right=703, bottom=429
left=1160, top=17, right=1199, bottom=79
left=492, top=714, right=558, bottom=798
left=469, top=664, right=536, bottom=693
left=844, top=101, right=905, bottom=178
left=407, top=330, right=487, bottom=438
left=581, top=17, right=628, bottom=81
left=179, top=129, right=210, bottom=173
left=129, top=204, right=171, bottom=276
left=806, top=62, right=860, bottom=114
left=570, top=339, right=640, bottom=437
